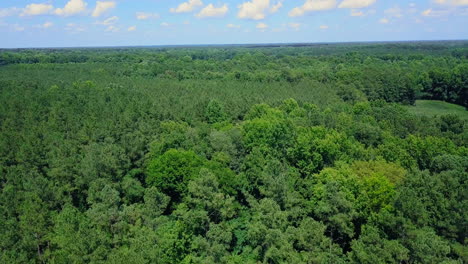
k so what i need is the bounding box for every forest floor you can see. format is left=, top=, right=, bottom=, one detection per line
left=405, top=100, right=468, bottom=120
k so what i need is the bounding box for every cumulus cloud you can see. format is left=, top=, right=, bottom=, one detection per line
left=42, top=21, right=54, bottom=28
left=96, top=16, right=118, bottom=25
left=338, top=0, right=376, bottom=9
left=128, top=26, right=136, bottom=31
left=270, top=1, right=283, bottom=13
left=196, top=4, right=228, bottom=18
left=92, top=1, right=116, bottom=17
left=55, top=0, right=87, bottom=16
left=350, top=9, right=364, bottom=16
left=238, top=0, right=269, bottom=20
left=422, top=9, right=432, bottom=16
left=256, top=22, right=268, bottom=30
left=379, top=18, right=389, bottom=23
left=161, top=22, right=170, bottom=26
left=421, top=8, right=450, bottom=17
left=350, top=8, right=375, bottom=16
left=288, top=0, right=337, bottom=17
left=170, top=0, right=203, bottom=13
left=238, top=0, right=283, bottom=20
left=433, top=0, right=468, bottom=6
left=319, top=24, right=329, bottom=29
left=21, top=3, right=54, bottom=16
left=136, top=12, right=160, bottom=20
left=227, top=23, right=241, bottom=28
left=384, top=6, right=403, bottom=18
left=105, top=25, right=119, bottom=32
left=34, top=21, right=54, bottom=28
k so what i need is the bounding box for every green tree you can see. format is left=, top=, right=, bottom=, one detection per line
left=205, top=99, right=228, bottom=124
left=146, top=149, right=204, bottom=201
left=349, top=225, right=409, bottom=264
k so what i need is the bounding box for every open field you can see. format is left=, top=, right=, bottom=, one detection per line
left=405, top=100, right=468, bottom=120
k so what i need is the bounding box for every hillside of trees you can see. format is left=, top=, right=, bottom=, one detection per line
left=0, top=41, right=467, bottom=263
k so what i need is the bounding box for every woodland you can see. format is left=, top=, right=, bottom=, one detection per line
left=0, top=41, right=467, bottom=263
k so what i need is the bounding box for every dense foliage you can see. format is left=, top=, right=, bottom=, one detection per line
left=0, top=41, right=467, bottom=263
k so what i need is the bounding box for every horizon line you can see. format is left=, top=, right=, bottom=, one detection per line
left=1, top=39, right=467, bottom=50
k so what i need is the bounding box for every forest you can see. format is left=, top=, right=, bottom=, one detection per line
left=0, top=41, right=467, bottom=263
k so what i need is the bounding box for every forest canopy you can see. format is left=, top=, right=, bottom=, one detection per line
left=0, top=41, right=467, bottom=263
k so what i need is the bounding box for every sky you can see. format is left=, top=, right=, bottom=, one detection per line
left=0, top=0, right=467, bottom=48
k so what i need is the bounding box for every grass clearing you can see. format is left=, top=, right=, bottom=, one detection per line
left=405, top=100, right=468, bottom=120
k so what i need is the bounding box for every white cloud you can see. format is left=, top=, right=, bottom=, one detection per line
left=96, top=16, right=118, bottom=25
left=227, top=23, right=241, bottom=28
left=170, top=0, right=203, bottom=13
left=421, top=8, right=431, bottom=16
left=196, top=4, right=228, bottom=18
left=92, top=1, right=116, bottom=17
left=338, top=0, right=376, bottom=9
left=379, top=18, right=389, bottom=23
left=161, top=22, right=170, bottom=26
left=421, top=8, right=449, bottom=17
left=21, top=3, right=53, bottom=16
left=384, top=6, right=403, bottom=18
left=0, top=7, right=21, bottom=18
left=256, top=22, right=268, bottom=29
left=238, top=0, right=269, bottom=20
left=42, top=21, right=53, bottom=28
left=350, top=9, right=364, bottom=16
left=238, top=0, right=282, bottom=20
left=319, top=24, right=329, bottom=29
left=128, top=26, right=136, bottom=31
left=270, top=1, right=283, bottom=13
left=136, top=12, right=160, bottom=20
left=433, top=0, right=468, bottom=6
left=55, top=0, right=87, bottom=16
left=35, top=21, right=54, bottom=28
left=65, top=23, right=86, bottom=32
left=288, top=0, right=337, bottom=17
left=105, top=25, right=119, bottom=32
left=350, top=9, right=375, bottom=16
left=289, top=22, right=301, bottom=30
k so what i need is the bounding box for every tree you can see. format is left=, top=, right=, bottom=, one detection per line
left=349, top=225, right=408, bottom=264
left=146, top=149, right=204, bottom=201
left=205, top=99, right=227, bottom=124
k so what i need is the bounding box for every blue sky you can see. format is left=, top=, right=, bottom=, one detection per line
left=0, top=0, right=467, bottom=48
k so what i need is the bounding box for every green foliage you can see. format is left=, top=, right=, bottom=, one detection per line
left=242, top=111, right=295, bottom=156
left=205, top=99, right=228, bottom=124
left=1, top=43, right=467, bottom=263
left=146, top=149, right=204, bottom=201
left=405, top=227, right=453, bottom=263
left=349, top=225, right=409, bottom=264
left=289, top=126, right=361, bottom=175
left=395, top=169, right=467, bottom=243
left=439, top=114, right=466, bottom=134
